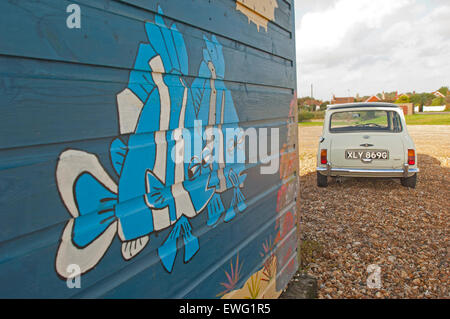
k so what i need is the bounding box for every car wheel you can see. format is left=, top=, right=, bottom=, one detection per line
left=401, top=173, right=417, bottom=188
left=317, top=171, right=328, bottom=187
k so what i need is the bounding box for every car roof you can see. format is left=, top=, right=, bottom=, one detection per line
left=327, top=102, right=400, bottom=110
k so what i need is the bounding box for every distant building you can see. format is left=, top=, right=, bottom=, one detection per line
left=397, top=103, right=414, bottom=115
left=331, top=95, right=354, bottom=104
left=432, top=91, right=445, bottom=98
left=365, top=95, right=381, bottom=103
left=298, top=98, right=322, bottom=111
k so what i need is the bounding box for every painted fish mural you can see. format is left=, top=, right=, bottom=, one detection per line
left=55, top=7, right=248, bottom=278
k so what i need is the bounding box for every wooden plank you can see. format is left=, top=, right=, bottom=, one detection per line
left=0, top=56, right=293, bottom=149
left=0, top=0, right=294, bottom=70
left=116, top=0, right=294, bottom=58
left=0, top=114, right=294, bottom=242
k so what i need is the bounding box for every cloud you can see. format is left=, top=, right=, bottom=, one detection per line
left=295, top=0, right=450, bottom=100
left=299, top=0, right=411, bottom=51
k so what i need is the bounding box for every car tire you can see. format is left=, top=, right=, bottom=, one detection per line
left=401, top=173, right=417, bottom=188
left=317, top=172, right=328, bottom=187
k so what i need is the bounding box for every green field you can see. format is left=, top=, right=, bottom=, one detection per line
left=299, top=113, right=450, bottom=126
left=404, top=113, right=450, bottom=125
left=298, top=121, right=324, bottom=127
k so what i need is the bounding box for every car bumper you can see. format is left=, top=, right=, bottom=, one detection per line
left=317, top=163, right=419, bottom=178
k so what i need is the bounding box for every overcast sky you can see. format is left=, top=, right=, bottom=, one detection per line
left=294, top=0, right=450, bottom=101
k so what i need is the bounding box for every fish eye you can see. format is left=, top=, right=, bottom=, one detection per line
left=227, top=138, right=235, bottom=154
left=188, top=157, right=201, bottom=180
left=237, top=134, right=245, bottom=149
left=201, top=147, right=212, bottom=167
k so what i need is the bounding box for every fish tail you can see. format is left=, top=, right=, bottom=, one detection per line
left=224, top=205, right=236, bottom=223
left=229, top=168, right=247, bottom=212
left=158, top=217, right=199, bottom=272
left=234, top=187, right=247, bottom=212
left=55, top=150, right=118, bottom=279
left=206, top=193, right=225, bottom=226
left=158, top=220, right=181, bottom=273
left=181, top=217, right=199, bottom=263
left=224, top=169, right=247, bottom=223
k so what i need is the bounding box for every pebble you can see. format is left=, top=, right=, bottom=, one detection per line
left=295, top=126, right=449, bottom=299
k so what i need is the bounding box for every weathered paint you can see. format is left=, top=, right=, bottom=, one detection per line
left=0, top=0, right=298, bottom=298
left=236, top=0, right=279, bottom=32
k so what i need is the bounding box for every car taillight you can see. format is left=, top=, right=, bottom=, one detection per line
left=321, top=149, right=327, bottom=164
left=408, top=149, right=415, bottom=165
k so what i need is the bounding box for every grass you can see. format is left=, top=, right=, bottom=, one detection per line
left=245, top=272, right=262, bottom=299
left=299, top=113, right=450, bottom=126
left=260, top=237, right=276, bottom=282
left=298, top=121, right=324, bottom=127
left=216, top=255, right=243, bottom=297
left=405, top=113, right=450, bottom=125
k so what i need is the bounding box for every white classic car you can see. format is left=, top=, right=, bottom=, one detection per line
left=316, top=103, right=419, bottom=188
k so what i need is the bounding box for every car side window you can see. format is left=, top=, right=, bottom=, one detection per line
left=392, top=112, right=403, bottom=132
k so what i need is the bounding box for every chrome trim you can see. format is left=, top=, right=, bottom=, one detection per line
left=317, top=167, right=419, bottom=173
left=317, top=163, right=419, bottom=176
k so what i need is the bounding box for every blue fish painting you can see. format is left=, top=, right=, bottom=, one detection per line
left=55, top=7, right=247, bottom=278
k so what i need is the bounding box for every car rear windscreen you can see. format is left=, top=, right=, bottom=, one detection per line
left=329, top=110, right=403, bottom=133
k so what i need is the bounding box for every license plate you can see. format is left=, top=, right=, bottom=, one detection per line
left=345, top=149, right=389, bottom=160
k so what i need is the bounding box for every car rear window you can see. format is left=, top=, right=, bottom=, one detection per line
left=329, top=110, right=403, bottom=133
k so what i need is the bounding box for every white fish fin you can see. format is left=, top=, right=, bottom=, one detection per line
left=55, top=149, right=118, bottom=279
left=149, top=56, right=170, bottom=131
left=56, top=149, right=117, bottom=218
left=116, top=88, right=144, bottom=134
left=121, top=236, right=150, bottom=261
left=56, top=219, right=117, bottom=279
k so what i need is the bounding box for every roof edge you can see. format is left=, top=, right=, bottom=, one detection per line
left=327, top=102, right=400, bottom=110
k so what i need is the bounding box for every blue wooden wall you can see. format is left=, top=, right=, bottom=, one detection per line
left=0, top=0, right=298, bottom=298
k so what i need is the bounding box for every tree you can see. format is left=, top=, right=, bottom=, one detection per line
left=410, top=94, right=421, bottom=105
left=298, top=111, right=314, bottom=122
left=438, top=86, right=449, bottom=96
left=423, top=93, right=436, bottom=106
left=381, top=92, right=397, bottom=103
left=431, top=97, right=445, bottom=106
left=395, top=95, right=410, bottom=104
left=410, top=93, right=434, bottom=106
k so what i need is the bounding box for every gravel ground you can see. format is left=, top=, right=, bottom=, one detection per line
left=297, top=125, right=449, bottom=299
